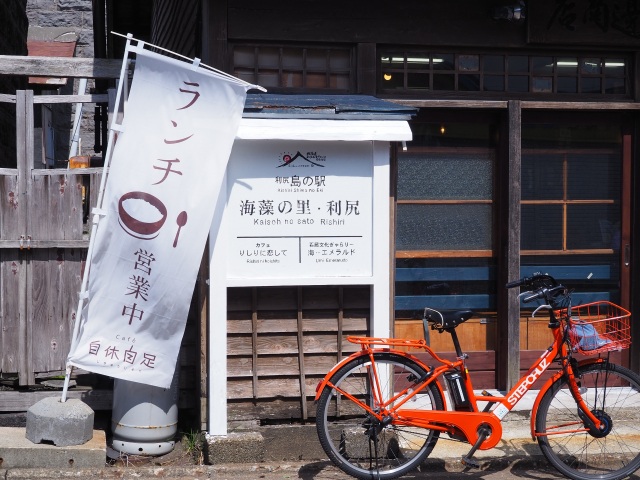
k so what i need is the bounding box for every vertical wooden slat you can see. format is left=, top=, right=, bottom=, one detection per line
left=336, top=287, right=344, bottom=417
left=562, top=155, right=568, bottom=251
left=0, top=173, right=20, bottom=374
left=30, top=249, right=49, bottom=372
left=296, top=287, right=307, bottom=420
left=202, top=0, right=228, bottom=70
left=16, top=90, right=28, bottom=385
left=24, top=90, right=35, bottom=385
left=356, top=43, right=376, bottom=95
left=620, top=132, right=632, bottom=308
left=389, top=144, right=398, bottom=334
left=199, top=246, right=209, bottom=430
left=24, top=90, right=35, bottom=384
left=251, top=287, right=258, bottom=398
left=337, top=288, right=344, bottom=362
left=497, top=100, right=521, bottom=391
left=16, top=90, right=34, bottom=385
left=620, top=129, right=632, bottom=369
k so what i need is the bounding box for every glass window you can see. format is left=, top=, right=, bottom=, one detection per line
left=232, top=44, right=353, bottom=92
left=382, top=70, right=405, bottom=90
left=581, top=58, right=602, bottom=74
left=407, top=72, right=430, bottom=89
left=395, top=119, right=498, bottom=340
left=433, top=74, right=455, bottom=90
left=397, top=204, right=492, bottom=250
left=378, top=51, right=628, bottom=98
left=433, top=54, right=454, bottom=70
left=406, top=55, right=430, bottom=70
left=483, top=55, right=504, bottom=72
left=532, top=77, right=553, bottom=93
left=398, top=152, right=493, bottom=200
left=581, top=77, right=602, bottom=93
left=459, top=55, right=480, bottom=71
left=329, top=50, right=350, bottom=69
left=532, top=57, right=553, bottom=74
left=557, top=57, right=578, bottom=74
left=508, top=56, right=529, bottom=73
left=282, top=48, right=303, bottom=69
left=508, top=75, right=529, bottom=92
left=605, top=77, right=625, bottom=94
left=258, top=48, right=279, bottom=68
left=459, top=74, right=480, bottom=91
left=558, top=77, right=578, bottom=93
left=521, top=121, right=622, bottom=304
left=484, top=75, right=505, bottom=91
left=521, top=205, right=563, bottom=250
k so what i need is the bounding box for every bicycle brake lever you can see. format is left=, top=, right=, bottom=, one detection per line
left=532, top=304, right=552, bottom=318
left=518, top=290, right=534, bottom=300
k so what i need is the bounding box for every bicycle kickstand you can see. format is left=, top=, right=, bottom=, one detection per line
left=461, top=425, right=491, bottom=469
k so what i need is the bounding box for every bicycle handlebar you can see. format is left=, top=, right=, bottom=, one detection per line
left=522, top=291, right=542, bottom=303
left=505, top=277, right=531, bottom=289
left=506, top=273, right=558, bottom=290
left=506, top=273, right=568, bottom=309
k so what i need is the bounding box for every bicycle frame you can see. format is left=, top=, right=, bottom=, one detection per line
left=315, top=321, right=607, bottom=452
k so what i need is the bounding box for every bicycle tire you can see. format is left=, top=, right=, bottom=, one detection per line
left=315, top=352, right=444, bottom=480
left=536, top=361, right=640, bottom=480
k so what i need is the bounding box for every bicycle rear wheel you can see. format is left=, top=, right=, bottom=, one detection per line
left=536, top=361, right=640, bottom=480
left=315, top=352, right=444, bottom=480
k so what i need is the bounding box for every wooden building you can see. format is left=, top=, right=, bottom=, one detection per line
left=2, top=0, right=640, bottom=434
left=149, top=0, right=639, bottom=428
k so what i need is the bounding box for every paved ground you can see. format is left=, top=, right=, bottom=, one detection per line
left=3, top=390, right=640, bottom=479
left=1, top=458, right=569, bottom=480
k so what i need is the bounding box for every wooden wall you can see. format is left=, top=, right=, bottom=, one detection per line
left=226, top=285, right=370, bottom=423
left=0, top=90, right=201, bottom=429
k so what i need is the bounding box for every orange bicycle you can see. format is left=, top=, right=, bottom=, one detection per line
left=315, top=273, right=640, bottom=480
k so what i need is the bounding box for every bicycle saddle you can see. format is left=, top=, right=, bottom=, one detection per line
left=423, top=307, right=474, bottom=330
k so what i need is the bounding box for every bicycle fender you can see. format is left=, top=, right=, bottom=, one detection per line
left=529, top=357, right=606, bottom=439
left=313, top=349, right=440, bottom=402
left=314, top=351, right=365, bottom=401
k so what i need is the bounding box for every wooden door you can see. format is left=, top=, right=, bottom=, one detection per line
left=0, top=90, right=101, bottom=385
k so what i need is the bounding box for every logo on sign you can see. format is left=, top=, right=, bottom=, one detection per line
left=278, top=151, right=326, bottom=168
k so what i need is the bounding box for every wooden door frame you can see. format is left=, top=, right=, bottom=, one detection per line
left=393, top=99, right=640, bottom=389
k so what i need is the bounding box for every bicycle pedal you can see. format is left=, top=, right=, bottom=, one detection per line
left=461, top=456, right=481, bottom=469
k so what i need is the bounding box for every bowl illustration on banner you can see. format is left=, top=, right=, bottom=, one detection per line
left=118, top=191, right=168, bottom=239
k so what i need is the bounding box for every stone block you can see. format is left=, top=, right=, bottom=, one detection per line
left=0, top=427, right=106, bottom=469
left=205, top=431, right=265, bottom=464
left=25, top=397, right=94, bottom=447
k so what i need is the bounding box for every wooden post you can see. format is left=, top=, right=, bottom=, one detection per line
left=16, top=90, right=35, bottom=386
left=497, top=100, right=521, bottom=391
left=296, top=287, right=308, bottom=420
left=251, top=288, right=259, bottom=399
left=198, top=246, right=210, bottom=431
left=357, top=43, right=377, bottom=95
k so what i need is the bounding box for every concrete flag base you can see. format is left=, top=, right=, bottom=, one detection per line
left=25, top=396, right=94, bottom=447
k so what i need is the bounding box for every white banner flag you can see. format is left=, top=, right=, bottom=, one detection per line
left=67, top=46, right=252, bottom=388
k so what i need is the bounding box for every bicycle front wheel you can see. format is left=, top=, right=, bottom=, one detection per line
left=315, top=352, right=444, bottom=480
left=536, top=361, right=640, bottom=480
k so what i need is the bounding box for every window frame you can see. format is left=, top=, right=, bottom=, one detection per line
left=378, top=50, right=631, bottom=100
left=230, top=42, right=356, bottom=93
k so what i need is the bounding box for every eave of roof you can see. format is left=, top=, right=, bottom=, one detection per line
left=243, top=93, right=416, bottom=120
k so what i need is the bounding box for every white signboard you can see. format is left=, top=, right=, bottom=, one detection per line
left=227, top=140, right=373, bottom=278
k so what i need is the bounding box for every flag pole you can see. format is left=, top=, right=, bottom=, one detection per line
left=110, top=31, right=266, bottom=92
left=61, top=33, right=135, bottom=403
